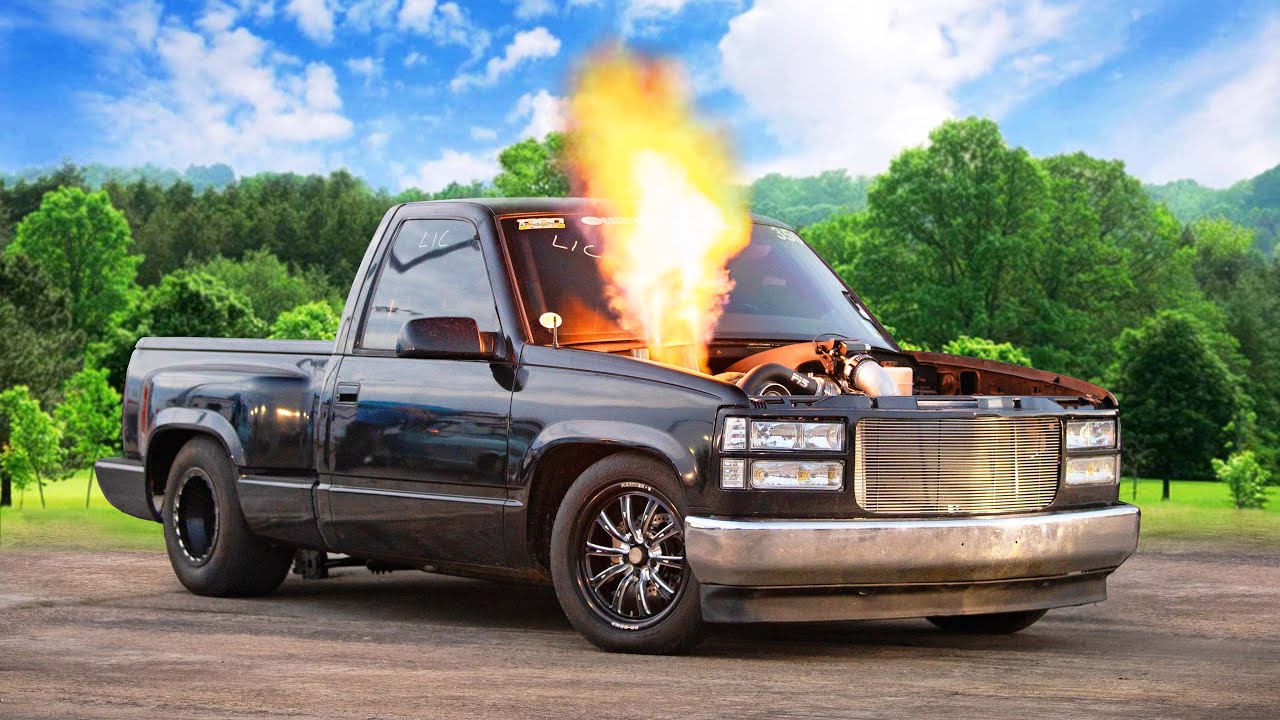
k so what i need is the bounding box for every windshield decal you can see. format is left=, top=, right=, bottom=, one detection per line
left=580, top=216, right=636, bottom=226
left=517, top=217, right=566, bottom=230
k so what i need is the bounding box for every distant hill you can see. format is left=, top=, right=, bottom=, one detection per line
left=0, top=162, right=236, bottom=192
left=1146, top=163, right=1280, bottom=255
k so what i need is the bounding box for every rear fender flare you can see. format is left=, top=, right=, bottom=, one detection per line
left=146, top=407, right=246, bottom=467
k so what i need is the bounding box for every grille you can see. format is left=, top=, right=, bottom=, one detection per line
left=854, top=417, right=1061, bottom=515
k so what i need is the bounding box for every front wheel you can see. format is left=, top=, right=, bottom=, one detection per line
left=550, top=453, right=703, bottom=654
left=927, top=609, right=1047, bottom=634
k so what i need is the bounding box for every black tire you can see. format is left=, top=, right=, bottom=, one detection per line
left=550, top=453, right=703, bottom=654
left=927, top=609, right=1047, bottom=634
left=162, top=436, right=293, bottom=597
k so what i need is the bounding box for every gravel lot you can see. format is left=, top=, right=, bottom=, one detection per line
left=0, top=545, right=1277, bottom=719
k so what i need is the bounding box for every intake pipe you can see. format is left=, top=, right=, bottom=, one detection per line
left=847, top=354, right=901, bottom=397
left=737, top=363, right=818, bottom=397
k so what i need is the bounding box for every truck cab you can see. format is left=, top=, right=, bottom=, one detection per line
left=97, top=198, right=1139, bottom=654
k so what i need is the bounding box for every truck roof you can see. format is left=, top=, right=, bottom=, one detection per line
left=400, top=196, right=791, bottom=229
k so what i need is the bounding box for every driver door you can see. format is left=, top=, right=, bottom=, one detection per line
left=322, top=217, right=512, bottom=566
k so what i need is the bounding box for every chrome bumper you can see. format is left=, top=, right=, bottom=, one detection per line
left=685, top=505, right=1140, bottom=623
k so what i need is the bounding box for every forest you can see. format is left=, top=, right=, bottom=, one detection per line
left=0, top=117, right=1276, bottom=508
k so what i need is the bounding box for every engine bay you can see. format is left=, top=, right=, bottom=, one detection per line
left=612, top=338, right=1116, bottom=408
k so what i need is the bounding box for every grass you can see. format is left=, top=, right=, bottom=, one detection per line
left=1121, top=477, right=1280, bottom=548
left=0, top=468, right=164, bottom=552
left=1, top=471, right=1276, bottom=552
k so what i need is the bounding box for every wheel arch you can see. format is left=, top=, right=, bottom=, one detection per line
left=522, top=431, right=689, bottom=573
left=143, top=411, right=243, bottom=518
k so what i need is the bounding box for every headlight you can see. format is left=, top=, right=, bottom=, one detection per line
left=749, top=420, right=845, bottom=451
left=1066, top=455, right=1119, bottom=485
left=722, top=417, right=748, bottom=451
left=1066, top=420, right=1117, bottom=450
left=751, top=460, right=844, bottom=490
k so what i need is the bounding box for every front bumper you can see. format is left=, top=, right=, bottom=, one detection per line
left=685, top=504, right=1140, bottom=623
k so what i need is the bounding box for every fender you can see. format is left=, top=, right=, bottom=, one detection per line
left=146, top=406, right=247, bottom=466
left=521, top=419, right=701, bottom=488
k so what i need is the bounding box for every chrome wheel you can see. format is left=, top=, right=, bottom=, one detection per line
left=574, top=487, right=687, bottom=627
left=173, top=468, right=219, bottom=565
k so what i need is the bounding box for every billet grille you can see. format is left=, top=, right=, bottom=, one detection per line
left=854, top=417, right=1061, bottom=515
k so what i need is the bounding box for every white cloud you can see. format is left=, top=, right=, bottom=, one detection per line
left=515, top=0, right=556, bottom=19
left=88, top=22, right=353, bottom=175
left=403, top=50, right=426, bottom=68
left=344, top=0, right=398, bottom=32
left=451, top=26, right=560, bottom=91
left=622, top=0, right=691, bottom=36
left=398, top=0, right=438, bottom=31
left=718, top=0, right=1123, bottom=178
left=509, top=89, right=565, bottom=139
left=1111, top=18, right=1280, bottom=187
left=227, top=0, right=275, bottom=22
left=397, top=0, right=488, bottom=54
left=285, top=0, right=335, bottom=43
left=346, top=55, right=383, bottom=81
left=470, top=126, right=498, bottom=141
left=364, top=130, right=389, bottom=152
left=36, top=0, right=162, bottom=53
left=400, top=148, right=499, bottom=191
left=197, top=1, right=239, bottom=33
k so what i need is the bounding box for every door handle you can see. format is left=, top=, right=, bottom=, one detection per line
left=336, top=383, right=360, bottom=404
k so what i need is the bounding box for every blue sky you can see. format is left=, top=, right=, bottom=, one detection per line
left=1, top=0, right=1277, bottom=191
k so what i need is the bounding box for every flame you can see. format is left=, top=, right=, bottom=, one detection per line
left=567, top=50, right=751, bottom=372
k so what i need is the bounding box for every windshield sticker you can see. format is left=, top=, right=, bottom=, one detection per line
left=771, top=226, right=801, bottom=243
left=518, top=217, right=566, bottom=230
left=580, top=216, right=636, bottom=226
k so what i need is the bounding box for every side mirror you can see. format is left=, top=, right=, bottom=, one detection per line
left=396, top=317, right=498, bottom=360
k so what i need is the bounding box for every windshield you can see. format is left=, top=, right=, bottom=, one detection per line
left=501, top=216, right=892, bottom=349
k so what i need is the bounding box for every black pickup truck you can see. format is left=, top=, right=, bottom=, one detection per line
left=97, top=197, right=1139, bottom=654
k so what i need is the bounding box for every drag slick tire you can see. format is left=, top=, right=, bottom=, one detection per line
left=162, top=436, right=293, bottom=597
left=927, top=609, right=1047, bottom=634
left=550, top=453, right=703, bottom=654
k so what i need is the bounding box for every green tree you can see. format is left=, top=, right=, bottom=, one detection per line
left=0, top=255, right=84, bottom=507
left=190, top=249, right=337, bottom=324
left=495, top=133, right=569, bottom=197
left=54, top=367, right=122, bottom=506
left=0, top=254, right=85, bottom=407
left=0, top=386, right=66, bottom=508
left=1112, top=311, right=1239, bottom=480
left=1211, top=451, right=1270, bottom=510
left=95, top=271, right=265, bottom=388
left=7, top=186, right=140, bottom=339
left=802, top=211, right=868, bottom=274
left=941, top=336, right=1033, bottom=366
left=269, top=301, right=341, bottom=340
left=857, top=118, right=1048, bottom=355
left=749, top=170, right=869, bottom=228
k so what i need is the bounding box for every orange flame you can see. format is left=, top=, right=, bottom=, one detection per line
left=567, top=50, right=751, bottom=372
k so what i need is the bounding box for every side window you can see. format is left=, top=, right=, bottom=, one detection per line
left=359, top=219, right=501, bottom=351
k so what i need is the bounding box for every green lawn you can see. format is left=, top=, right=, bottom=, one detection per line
left=1, top=471, right=1276, bottom=552
left=1121, top=477, right=1280, bottom=548
left=0, top=469, right=164, bottom=551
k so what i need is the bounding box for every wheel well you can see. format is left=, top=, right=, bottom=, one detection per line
left=144, top=430, right=230, bottom=509
left=525, top=443, right=676, bottom=572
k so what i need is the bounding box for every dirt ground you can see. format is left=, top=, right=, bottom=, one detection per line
left=0, top=545, right=1278, bottom=719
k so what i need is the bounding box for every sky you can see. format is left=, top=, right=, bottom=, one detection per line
left=0, top=0, right=1277, bottom=192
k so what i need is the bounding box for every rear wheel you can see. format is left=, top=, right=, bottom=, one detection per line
left=550, top=453, right=703, bottom=654
left=927, top=609, right=1047, bottom=634
left=162, top=437, right=293, bottom=597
